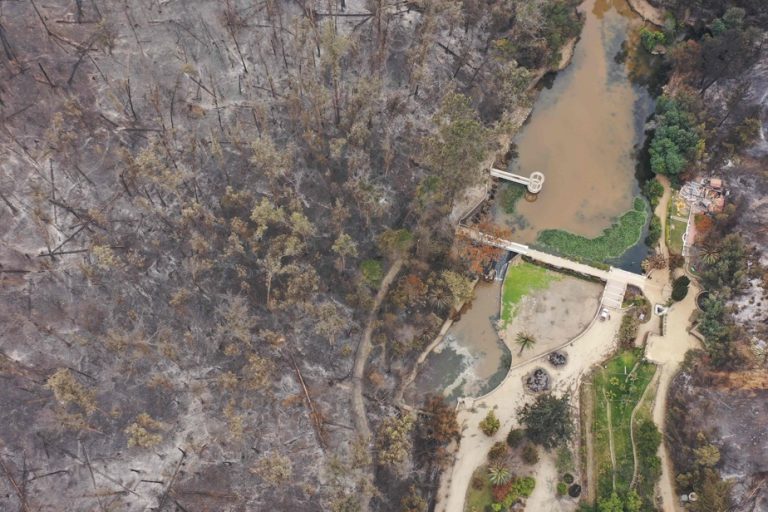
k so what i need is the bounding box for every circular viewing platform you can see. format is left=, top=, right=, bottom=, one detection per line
left=489, top=167, right=546, bottom=194
left=527, top=171, right=545, bottom=193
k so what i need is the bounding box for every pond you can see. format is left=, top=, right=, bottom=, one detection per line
left=407, top=281, right=510, bottom=403
left=496, top=0, right=654, bottom=248
left=411, top=0, right=656, bottom=401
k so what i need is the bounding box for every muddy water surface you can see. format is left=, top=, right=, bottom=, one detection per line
left=501, top=0, right=653, bottom=243
left=408, top=281, right=510, bottom=403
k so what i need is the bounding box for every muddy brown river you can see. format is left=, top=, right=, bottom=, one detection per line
left=500, top=0, right=653, bottom=243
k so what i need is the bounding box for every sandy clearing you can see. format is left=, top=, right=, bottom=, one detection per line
left=435, top=309, right=623, bottom=512
left=640, top=176, right=701, bottom=512
left=524, top=449, right=579, bottom=512
left=645, top=281, right=701, bottom=512
left=504, top=276, right=603, bottom=365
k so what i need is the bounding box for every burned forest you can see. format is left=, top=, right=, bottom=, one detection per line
left=0, top=0, right=582, bottom=510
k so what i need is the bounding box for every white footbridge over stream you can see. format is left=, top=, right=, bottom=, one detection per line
left=457, top=226, right=649, bottom=310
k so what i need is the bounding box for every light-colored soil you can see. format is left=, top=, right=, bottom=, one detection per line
left=435, top=306, right=622, bottom=512
left=503, top=276, right=602, bottom=364
left=523, top=449, right=579, bottom=512
left=625, top=0, right=666, bottom=26
left=640, top=177, right=701, bottom=512
left=644, top=283, right=700, bottom=512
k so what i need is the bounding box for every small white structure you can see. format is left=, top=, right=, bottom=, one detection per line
left=654, top=304, right=669, bottom=316
left=490, top=167, right=545, bottom=194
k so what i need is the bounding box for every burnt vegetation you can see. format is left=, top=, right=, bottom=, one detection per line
left=643, top=1, right=768, bottom=510
left=0, top=0, right=581, bottom=510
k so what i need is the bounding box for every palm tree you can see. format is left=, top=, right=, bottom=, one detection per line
left=699, top=243, right=721, bottom=265
left=487, top=465, right=512, bottom=486
left=515, top=332, right=536, bottom=355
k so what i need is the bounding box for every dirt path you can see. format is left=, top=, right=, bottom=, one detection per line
left=603, top=388, right=618, bottom=490
left=654, top=175, right=672, bottom=261
left=435, top=309, right=624, bottom=512
left=351, top=258, right=403, bottom=511
left=644, top=279, right=701, bottom=512
left=629, top=368, right=659, bottom=488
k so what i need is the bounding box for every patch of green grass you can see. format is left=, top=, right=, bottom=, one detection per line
left=501, top=262, right=559, bottom=326
left=667, top=217, right=686, bottom=255
left=464, top=466, right=493, bottom=512
left=590, top=349, right=657, bottom=502
left=360, top=259, right=384, bottom=287
left=534, top=198, right=649, bottom=265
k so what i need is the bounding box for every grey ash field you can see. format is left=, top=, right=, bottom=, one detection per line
left=0, top=0, right=583, bottom=510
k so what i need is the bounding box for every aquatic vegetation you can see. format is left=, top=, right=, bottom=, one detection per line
left=535, top=198, right=648, bottom=264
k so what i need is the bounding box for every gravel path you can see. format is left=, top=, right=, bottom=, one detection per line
left=435, top=311, right=623, bottom=512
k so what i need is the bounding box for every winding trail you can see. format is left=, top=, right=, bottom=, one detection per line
left=435, top=305, right=625, bottom=512
left=351, top=258, right=403, bottom=511
left=641, top=176, right=700, bottom=512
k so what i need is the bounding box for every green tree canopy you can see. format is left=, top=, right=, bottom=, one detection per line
left=518, top=393, right=573, bottom=449
left=648, top=96, right=703, bottom=177
left=423, top=93, right=493, bottom=198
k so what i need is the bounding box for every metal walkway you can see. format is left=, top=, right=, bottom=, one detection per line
left=458, top=226, right=648, bottom=308
left=490, top=168, right=545, bottom=193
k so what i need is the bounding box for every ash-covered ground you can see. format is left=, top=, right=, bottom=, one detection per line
left=0, top=0, right=581, bottom=510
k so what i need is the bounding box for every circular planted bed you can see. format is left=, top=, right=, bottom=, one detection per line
left=548, top=351, right=568, bottom=367
left=526, top=368, right=550, bottom=392
left=696, top=291, right=710, bottom=311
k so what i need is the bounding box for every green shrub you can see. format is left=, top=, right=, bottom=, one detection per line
left=642, top=179, right=665, bottom=208
left=563, top=473, right=574, bottom=484
left=488, top=441, right=508, bottom=462
left=640, top=28, right=666, bottom=52
left=480, top=410, right=501, bottom=436
left=360, top=259, right=384, bottom=287
left=500, top=184, right=526, bottom=214
left=671, top=276, right=690, bottom=301
left=542, top=0, right=583, bottom=64
left=618, top=314, right=639, bottom=347
left=645, top=215, right=662, bottom=247
left=522, top=443, right=539, bottom=465
left=507, top=428, right=526, bottom=448
left=557, top=481, right=568, bottom=495
left=556, top=446, right=574, bottom=473
left=514, top=476, right=536, bottom=497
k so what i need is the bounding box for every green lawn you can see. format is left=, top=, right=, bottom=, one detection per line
left=501, top=262, right=560, bottom=326
left=465, top=466, right=493, bottom=512
left=534, top=198, right=648, bottom=265
left=667, top=217, right=687, bottom=255
left=590, top=349, right=656, bottom=501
